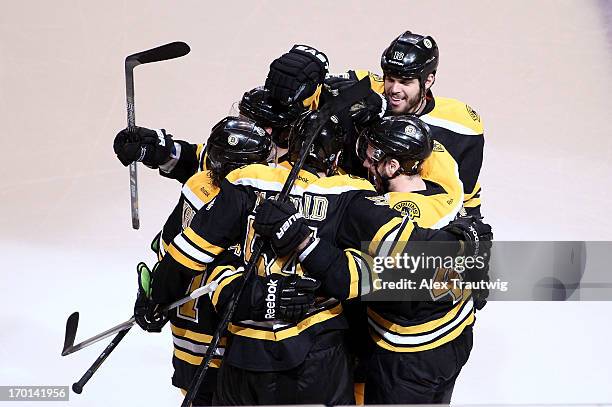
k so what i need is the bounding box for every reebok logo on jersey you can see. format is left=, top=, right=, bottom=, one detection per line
left=276, top=213, right=304, bottom=239
left=265, top=279, right=278, bottom=319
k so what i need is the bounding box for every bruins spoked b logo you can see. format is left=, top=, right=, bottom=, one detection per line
left=393, top=200, right=421, bottom=219
left=228, top=135, right=239, bottom=146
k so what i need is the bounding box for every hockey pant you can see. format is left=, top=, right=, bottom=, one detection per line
left=364, top=325, right=473, bottom=404
left=214, top=332, right=355, bottom=405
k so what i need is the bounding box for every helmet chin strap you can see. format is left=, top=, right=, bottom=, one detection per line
left=411, top=76, right=434, bottom=115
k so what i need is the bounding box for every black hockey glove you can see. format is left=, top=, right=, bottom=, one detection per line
left=443, top=216, right=493, bottom=310
left=323, top=76, right=389, bottom=127
left=134, top=262, right=169, bottom=332
left=265, top=44, right=329, bottom=105
left=249, top=274, right=320, bottom=322
left=253, top=200, right=312, bottom=257
left=113, top=127, right=174, bottom=168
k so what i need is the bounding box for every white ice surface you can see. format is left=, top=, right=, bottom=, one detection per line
left=1, top=0, right=611, bottom=405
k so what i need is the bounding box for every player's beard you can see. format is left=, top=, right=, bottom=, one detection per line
left=367, top=164, right=388, bottom=194
left=389, top=91, right=424, bottom=115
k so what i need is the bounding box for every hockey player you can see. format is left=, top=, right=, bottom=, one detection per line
left=262, top=116, right=482, bottom=404
left=132, top=116, right=282, bottom=406
left=265, top=34, right=486, bottom=217
left=356, top=115, right=481, bottom=404
left=145, top=111, right=491, bottom=405
left=113, top=86, right=304, bottom=182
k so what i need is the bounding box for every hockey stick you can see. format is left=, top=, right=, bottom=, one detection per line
left=125, top=41, right=191, bottom=229
left=62, top=280, right=217, bottom=356
left=69, top=281, right=218, bottom=395
left=181, top=77, right=373, bottom=407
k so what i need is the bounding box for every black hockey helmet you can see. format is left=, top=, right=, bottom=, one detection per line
left=288, top=110, right=345, bottom=176
left=238, top=86, right=305, bottom=148
left=381, top=31, right=439, bottom=86
left=356, top=115, right=433, bottom=175
left=206, top=116, right=274, bottom=170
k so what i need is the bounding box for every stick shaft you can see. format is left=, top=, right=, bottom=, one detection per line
left=63, top=281, right=217, bottom=356
left=64, top=317, right=135, bottom=356
left=125, top=65, right=139, bottom=230
left=68, top=281, right=217, bottom=394
left=72, top=327, right=131, bottom=394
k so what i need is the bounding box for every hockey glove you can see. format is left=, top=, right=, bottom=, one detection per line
left=442, top=216, right=493, bottom=310
left=113, top=127, right=174, bottom=169
left=249, top=274, right=320, bottom=322
left=265, top=44, right=329, bottom=105
left=323, top=77, right=389, bottom=127
left=134, top=262, right=169, bottom=332
left=253, top=199, right=312, bottom=257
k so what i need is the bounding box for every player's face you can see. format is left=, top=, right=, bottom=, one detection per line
left=384, top=75, right=422, bottom=114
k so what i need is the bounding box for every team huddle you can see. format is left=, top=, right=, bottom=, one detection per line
left=113, top=30, right=493, bottom=406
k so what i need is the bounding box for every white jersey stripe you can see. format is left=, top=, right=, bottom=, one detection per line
left=172, top=336, right=225, bottom=356
left=182, top=185, right=206, bottom=210
left=420, top=115, right=480, bottom=136
left=174, top=235, right=215, bottom=264
left=368, top=297, right=473, bottom=346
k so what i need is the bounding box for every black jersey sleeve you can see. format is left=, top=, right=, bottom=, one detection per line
left=152, top=179, right=248, bottom=304
left=301, top=221, right=460, bottom=302
left=300, top=238, right=376, bottom=300
left=159, top=140, right=204, bottom=184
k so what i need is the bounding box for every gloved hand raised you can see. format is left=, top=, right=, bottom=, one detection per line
left=323, top=76, right=389, bottom=127
left=265, top=44, right=329, bottom=105
left=253, top=199, right=312, bottom=257
left=113, top=127, right=174, bottom=168
left=134, top=262, right=169, bottom=332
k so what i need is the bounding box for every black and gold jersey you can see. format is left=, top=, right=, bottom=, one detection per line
left=419, top=96, right=484, bottom=217
left=368, top=142, right=474, bottom=353
left=155, top=164, right=235, bottom=392
left=389, top=140, right=464, bottom=228
left=296, top=142, right=473, bottom=353
left=153, top=162, right=451, bottom=371
left=318, top=69, right=485, bottom=216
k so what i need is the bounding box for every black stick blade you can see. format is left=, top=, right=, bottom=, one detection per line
left=62, top=312, right=79, bottom=356
left=125, top=41, right=190, bottom=67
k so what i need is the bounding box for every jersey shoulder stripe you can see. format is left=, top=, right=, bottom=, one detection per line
left=390, top=142, right=464, bottom=229
left=226, top=164, right=316, bottom=194
left=306, top=174, right=375, bottom=195
left=182, top=171, right=219, bottom=210
left=388, top=191, right=460, bottom=230
left=421, top=97, right=484, bottom=136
